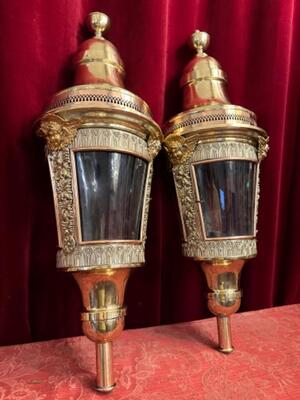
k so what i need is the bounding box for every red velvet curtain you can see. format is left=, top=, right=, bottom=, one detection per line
left=0, top=0, right=299, bottom=345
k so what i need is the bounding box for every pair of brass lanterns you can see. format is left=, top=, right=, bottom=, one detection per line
left=38, top=12, right=268, bottom=393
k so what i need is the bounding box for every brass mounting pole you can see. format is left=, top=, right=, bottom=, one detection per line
left=201, top=259, right=244, bottom=353
left=95, top=342, right=115, bottom=392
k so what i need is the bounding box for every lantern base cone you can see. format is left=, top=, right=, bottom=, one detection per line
left=72, top=268, right=132, bottom=391
left=199, top=259, right=245, bottom=352
left=95, top=342, right=116, bottom=392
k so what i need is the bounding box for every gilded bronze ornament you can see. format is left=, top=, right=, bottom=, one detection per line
left=164, top=31, right=268, bottom=353
left=38, top=12, right=162, bottom=392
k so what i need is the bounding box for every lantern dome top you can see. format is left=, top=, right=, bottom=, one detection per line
left=180, top=30, right=229, bottom=110
left=73, top=12, right=125, bottom=87
left=164, top=30, right=268, bottom=164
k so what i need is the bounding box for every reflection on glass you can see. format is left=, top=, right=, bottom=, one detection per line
left=75, top=151, right=147, bottom=241
left=194, top=160, right=256, bottom=238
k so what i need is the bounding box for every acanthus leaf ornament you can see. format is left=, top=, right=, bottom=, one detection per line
left=147, top=136, right=162, bottom=159
left=173, top=164, right=202, bottom=243
left=258, top=135, right=270, bottom=161
left=49, top=150, right=76, bottom=253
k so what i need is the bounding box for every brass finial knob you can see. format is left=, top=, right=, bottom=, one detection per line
left=190, top=30, right=210, bottom=54
left=87, top=12, right=110, bottom=38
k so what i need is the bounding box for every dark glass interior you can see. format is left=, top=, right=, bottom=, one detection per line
left=75, top=151, right=147, bottom=241
left=194, top=160, right=257, bottom=238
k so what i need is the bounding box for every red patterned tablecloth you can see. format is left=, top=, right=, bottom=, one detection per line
left=0, top=305, right=300, bottom=399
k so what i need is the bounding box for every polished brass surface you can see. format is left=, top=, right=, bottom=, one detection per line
left=73, top=268, right=130, bottom=391
left=95, top=342, right=116, bottom=392
left=201, top=260, right=244, bottom=316
left=164, top=30, right=268, bottom=353
left=164, top=31, right=268, bottom=261
left=72, top=268, right=130, bottom=342
left=39, top=86, right=161, bottom=151
left=217, top=316, right=233, bottom=353
left=189, top=30, right=210, bottom=54
left=87, top=12, right=111, bottom=38
left=201, top=260, right=244, bottom=353
left=38, top=10, right=161, bottom=392
left=181, top=31, right=228, bottom=110
left=38, top=17, right=162, bottom=263
left=46, top=83, right=152, bottom=116
left=74, top=12, right=124, bottom=87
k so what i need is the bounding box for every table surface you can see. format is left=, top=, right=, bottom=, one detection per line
left=0, top=304, right=299, bottom=400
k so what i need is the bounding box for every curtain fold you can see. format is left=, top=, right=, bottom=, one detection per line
left=0, top=0, right=299, bottom=344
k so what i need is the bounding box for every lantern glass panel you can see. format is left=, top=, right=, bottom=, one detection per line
left=194, top=160, right=257, bottom=238
left=75, top=151, right=147, bottom=241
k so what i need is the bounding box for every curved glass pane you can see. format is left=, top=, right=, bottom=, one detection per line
left=75, top=151, right=147, bottom=241
left=194, top=160, right=257, bottom=238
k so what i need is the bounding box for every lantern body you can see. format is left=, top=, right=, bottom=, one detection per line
left=44, top=112, right=158, bottom=271
left=165, top=106, right=267, bottom=261
left=38, top=12, right=161, bottom=392
left=164, top=31, right=268, bottom=352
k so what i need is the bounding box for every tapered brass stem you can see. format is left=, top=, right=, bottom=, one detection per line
left=200, top=260, right=244, bottom=353
left=217, top=316, right=233, bottom=353
left=73, top=268, right=131, bottom=392
left=95, top=342, right=115, bottom=392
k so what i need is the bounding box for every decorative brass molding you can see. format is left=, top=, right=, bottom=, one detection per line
left=163, top=104, right=267, bottom=166
left=254, top=164, right=261, bottom=234
left=164, top=105, right=258, bottom=136
left=164, top=134, right=195, bottom=165
left=184, top=239, right=257, bottom=259
left=49, top=150, right=76, bottom=253
left=57, top=243, right=145, bottom=269
left=38, top=114, right=81, bottom=151
left=208, top=289, right=242, bottom=307
left=81, top=306, right=126, bottom=322
left=141, top=162, right=153, bottom=241
left=173, top=164, right=203, bottom=243
left=147, top=136, right=162, bottom=159
left=191, top=141, right=257, bottom=163
left=47, top=85, right=152, bottom=117
left=74, top=128, right=150, bottom=159
left=258, top=136, right=269, bottom=161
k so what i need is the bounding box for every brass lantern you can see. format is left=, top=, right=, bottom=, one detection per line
left=38, top=12, right=161, bottom=392
left=164, top=31, right=268, bottom=353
